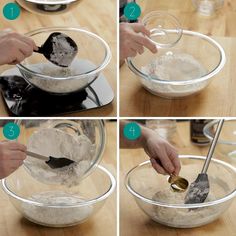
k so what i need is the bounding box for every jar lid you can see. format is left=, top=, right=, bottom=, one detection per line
left=142, top=11, right=183, bottom=48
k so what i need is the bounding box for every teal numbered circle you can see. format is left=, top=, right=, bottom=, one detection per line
left=123, top=122, right=141, bottom=140
left=3, top=3, right=21, bottom=20
left=3, top=122, right=20, bottom=140
left=124, top=2, right=141, bottom=21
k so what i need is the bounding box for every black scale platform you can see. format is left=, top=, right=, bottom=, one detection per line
left=0, top=68, right=114, bottom=117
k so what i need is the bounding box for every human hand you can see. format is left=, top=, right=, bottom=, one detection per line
left=0, top=30, right=37, bottom=66
left=142, top=128, right=181, bottom=176
left=0, top=141, right=27, bottom=179
left=120, top=23, right=157, bottom=61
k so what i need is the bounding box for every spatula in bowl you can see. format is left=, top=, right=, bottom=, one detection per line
left=184, top=119, right=224, bottom=204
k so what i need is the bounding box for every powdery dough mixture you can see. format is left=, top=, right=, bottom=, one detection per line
left=152, top=189, right=219, bottom=227
left=25, top=128, right=95, bottom=187
left=23, top=191, right=92, bottom=226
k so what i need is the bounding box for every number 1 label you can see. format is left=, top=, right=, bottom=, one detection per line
left=3, top=3, right=21, bottom=20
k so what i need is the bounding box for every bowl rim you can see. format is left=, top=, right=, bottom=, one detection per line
left=203, top=119, right=236, bottom=145
left=17, top=26, right=112, bottom=80
left=126, top=30, right=226, bottom=85
left=1, top=165, right=116, bottom=208
left=125, top=155, right=236, bottom=209
left=25, top=0, right=76, bottom=4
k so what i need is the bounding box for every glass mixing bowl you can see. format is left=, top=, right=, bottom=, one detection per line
left=125, top=155, right=236, bottom=228
left=126, top=30, right=225, bottom=99
left=17, top=27, right=111, bottom=94
left=1, top=164, right=116, bottom=227
left=16, top=0, right=82, bottom=15
left=15, top=119, right=105, bottom=185
left=204, top=119, right=236, bottom=164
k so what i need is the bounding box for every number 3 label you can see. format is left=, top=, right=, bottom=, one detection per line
left=123, top=122, right=141, bottom=140
left=3, top=122, right=20, bottom=140
left=124, top=2, right=141, bottom=21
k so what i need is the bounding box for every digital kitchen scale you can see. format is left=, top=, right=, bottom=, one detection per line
left=0, top=67, right=114, bottom=117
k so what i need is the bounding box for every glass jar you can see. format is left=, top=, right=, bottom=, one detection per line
left=192, top=0, right=224, bottom=16
left=145, top=119, right=177, bottom=143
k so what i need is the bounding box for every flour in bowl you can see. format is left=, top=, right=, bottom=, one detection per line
left=25, top=59, right=97, bottom=93
left=142, top=53, right=207, bottom=81
left=141, top=52, right=208, bottom=97
left=25, top=128, right=96, bottom=187
left=23, top=191, right=92, bottom=226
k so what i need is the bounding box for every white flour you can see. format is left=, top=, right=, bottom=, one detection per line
left=25, top=59, right=97, bottom=93
left=23, top=191, right=92, bottom=226
left=25, top=128, right=95, bottom=187
left=141, top=52, right=208, bottom=97
left=50, top=34, right=77, bottom=67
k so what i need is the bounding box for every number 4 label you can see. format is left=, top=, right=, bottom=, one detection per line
left=124, top=122, right=141, bottom=140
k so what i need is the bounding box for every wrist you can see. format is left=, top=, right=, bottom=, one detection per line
left=140, top=126, right=152, bottom=147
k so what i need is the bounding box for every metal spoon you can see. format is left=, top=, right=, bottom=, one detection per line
left=26, top=150, right=75, bottom=169
left=34, top=32, right=78, bottom=67
left=168, top=175, right=189, bottom=192
left=184, top=119, right=224, bottom=204
left=152, top=158, right=189, bottom=192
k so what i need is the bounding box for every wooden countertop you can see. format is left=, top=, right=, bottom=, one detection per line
left=0, top=0, right=117, bottom=117
left=120, top=0, right=236, bottom=117
left=120, top=121, right=236, bottom=236
left=0, top=121, right=117, bottom=236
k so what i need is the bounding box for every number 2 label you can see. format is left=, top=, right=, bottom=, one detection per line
left=124, top=2, right=141, bottom=21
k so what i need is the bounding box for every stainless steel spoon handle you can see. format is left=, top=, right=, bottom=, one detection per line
left=201, top=119, right=224, bottom=174
left=26, top=151, right=49, bottom=161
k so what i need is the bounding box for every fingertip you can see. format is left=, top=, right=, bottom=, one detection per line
left=33, top=44, right=38, bottom=51
left=144, top=28, right=151, bottom=37
left=168, top=167, right=175, bottom=175
left=151, top=45, right=158, bottom=54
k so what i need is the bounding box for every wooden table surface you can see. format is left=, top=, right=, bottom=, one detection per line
left=120, top=121, right=236, bottom=236
left=120, top=0, right=236, bottom=117
left=0, top=0, right=117, bottom=117
left=0, top=121, right=117, bottom=236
